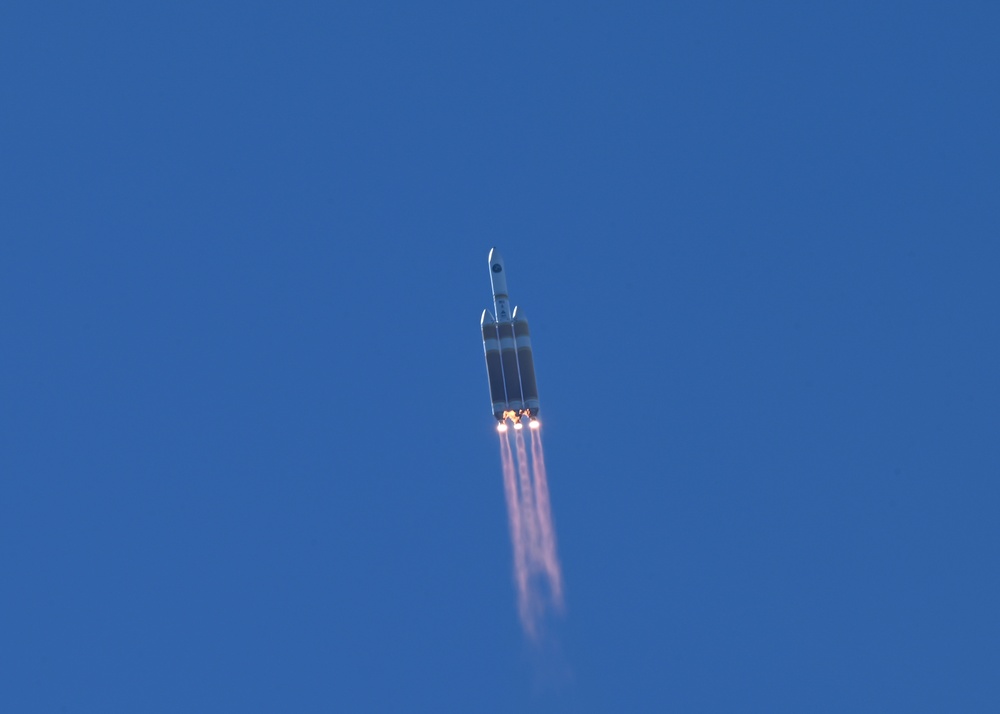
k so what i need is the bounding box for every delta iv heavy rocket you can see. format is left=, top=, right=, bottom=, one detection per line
left=481, top=248, right=540, bottom=430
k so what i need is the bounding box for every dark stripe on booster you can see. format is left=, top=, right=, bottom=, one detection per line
left=485, top=351, right=506, bottom=408
left=497, top=322, right=523, bottom=408
left=516, top=347, right=538, bottom=404
left=482, top=324, right=506, bottom=412
left=514, top=319, right=538, bottom=405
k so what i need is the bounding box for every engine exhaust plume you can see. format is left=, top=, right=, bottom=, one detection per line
left=514, top=428, right=542, bottom=572
left=499, top=429, right=533, bottom=634
left=495, top=423, right=564, bottom=639
left=529, top=426, right=563, bottom=608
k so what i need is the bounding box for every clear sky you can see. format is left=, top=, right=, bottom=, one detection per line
left=3, top=2, right=998, bottom=712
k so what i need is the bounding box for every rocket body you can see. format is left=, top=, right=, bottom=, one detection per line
left=489, top=248, right=512, bottom=323
left=513, top=307, right=539, bottom=416
left=481, top=311, right=507, bottom=420
left=481, top=248, right=540, bottom=425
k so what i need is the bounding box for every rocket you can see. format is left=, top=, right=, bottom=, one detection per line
left=481, top=248, right=540, bottom=429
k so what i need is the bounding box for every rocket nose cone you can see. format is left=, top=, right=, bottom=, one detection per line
left=488, top=247, right=504, bottom=269
left=512, top=306, right=527, bottom=322
left=481, top=309, right=495, bottom=325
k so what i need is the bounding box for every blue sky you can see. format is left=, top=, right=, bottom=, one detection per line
left=3, top=2, right=998, bottom=711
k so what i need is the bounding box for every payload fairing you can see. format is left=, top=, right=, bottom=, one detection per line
left=481, top=248, right=540, bottom=428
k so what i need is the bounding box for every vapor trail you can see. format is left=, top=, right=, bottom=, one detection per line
left=529, top=427, right=563, bottom=608
left=514, top=428, right=542, bottom=571
left=496, top=425, right=563, bottom=639
left=499, top=430, right=532, bottom=634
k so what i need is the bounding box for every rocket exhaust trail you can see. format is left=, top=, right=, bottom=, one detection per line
left=514, top=428, right=542, bottom=574
left=499, top=430, right=533, bottom=634
left=529, top=426, right=563, bottom=608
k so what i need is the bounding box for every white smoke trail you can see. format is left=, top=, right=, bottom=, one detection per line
left=497, top=424, right=563, bottom=639
left=514, top=428, right=542, bottom=573
left=529, top=426, right=563, bottom=608
left=499, top=430, right=533, bottom=635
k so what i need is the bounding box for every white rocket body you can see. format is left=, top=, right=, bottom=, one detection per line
left=481, top=248, right=539, bottom=423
